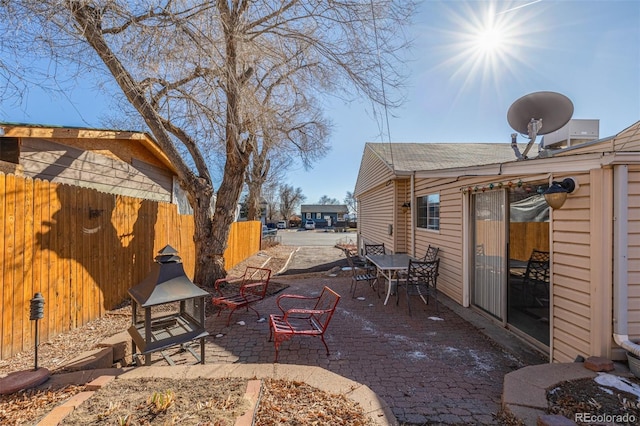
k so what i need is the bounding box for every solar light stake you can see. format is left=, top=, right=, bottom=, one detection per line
left=29, top=293, right=45, bottom=371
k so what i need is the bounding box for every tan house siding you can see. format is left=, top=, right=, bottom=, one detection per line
left=354, top=145, right=395, bottom=197
left=358, top=182, right=395, bottom=253
left=628, top=167, right=640, bottom=338
left=355, top=145, right=396, bottom=253
left=395, top=179, right=411, bottom=254
left=413, top=178, right=466, bottom=305
left=550, top=173, right=593, bottom=362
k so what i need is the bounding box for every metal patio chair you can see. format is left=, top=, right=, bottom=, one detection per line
left=422, top=244, right=440, bottom=262
left=398, top=258, right=440, bottom=316
left=364, top=243, right=386, bottom=257
left=344, top=248, right=379, bottom=298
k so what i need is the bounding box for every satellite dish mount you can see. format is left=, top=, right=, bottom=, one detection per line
left=507, top=91, right=573, bottom=160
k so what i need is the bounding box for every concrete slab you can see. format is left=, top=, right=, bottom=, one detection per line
left=504, top=404, right=546, bottom=426
left=502, top=375, right=548, bottom=408
left=506, top=363, right=597, bottom=389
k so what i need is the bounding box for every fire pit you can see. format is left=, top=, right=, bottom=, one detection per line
left=128, top=245, right=209, bottom=366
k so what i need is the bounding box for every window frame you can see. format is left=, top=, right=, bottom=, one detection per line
left=416, top=193, right=440, bottom=231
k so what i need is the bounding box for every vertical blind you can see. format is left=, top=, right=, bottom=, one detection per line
left=473, top=190, right=506, bottom=319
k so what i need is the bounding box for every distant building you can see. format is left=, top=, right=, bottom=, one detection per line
left=300, top=204, right=348, bottom=228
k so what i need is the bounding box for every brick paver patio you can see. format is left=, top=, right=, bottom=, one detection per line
left=199, top=271, right=528, bottom=425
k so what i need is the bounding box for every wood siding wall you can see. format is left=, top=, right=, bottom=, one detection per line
left=20, top=138, right=173, bottom=202
left=413, top=178, right=466, bottom=304
left=627, top=167, right=640, bottom=338
left=0, top=172, right=260, bottom=360
left=354, top=146, right=395, bottom=198
left=549, top=173, right=595, bottom=362
left=358, top=183, right=395, bottom=254
left=395, top=179, right=410, bottom=254
left=355, top=147, right=396, bottom=254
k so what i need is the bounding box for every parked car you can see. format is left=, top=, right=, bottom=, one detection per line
left=262, top=225, right=277, bottom=236
left=276, top=220, right=287, bottom=229
left=304, top=220, right=315, bottom=230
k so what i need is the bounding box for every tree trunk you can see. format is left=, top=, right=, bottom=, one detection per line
left=190, top=183, right=220, bottom=288
left=246, top=181, right=261, bottom=221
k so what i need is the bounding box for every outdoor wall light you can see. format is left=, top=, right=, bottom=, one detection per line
left=401, top=201, right=411, bottom=213
left=543, top=177, right=578, bottom=209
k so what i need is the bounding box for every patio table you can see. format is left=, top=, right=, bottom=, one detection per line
left=366, top=253, right=416, bottom=305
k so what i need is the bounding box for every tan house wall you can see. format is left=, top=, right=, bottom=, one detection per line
left=358, top=182, right=395, bottom=253
left=548, top=171, right=616, bottom=362
left=354, top=146, right=395, bottom=197
left=412, top=177, right=469, bottom=305
left=395, top=179, right=411, bottom=254
left=628, top=167, right=640, bottom=339
left=355, top=147, right=397, bottom=254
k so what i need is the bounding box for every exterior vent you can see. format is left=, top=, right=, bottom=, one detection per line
left=541, top=119, right=599, bottom=149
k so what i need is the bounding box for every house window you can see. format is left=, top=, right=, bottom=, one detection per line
left=417, top=193, right=440, bottom=230
left=0, top=137, right=20, bottom=164
left=316, top=212, right=322, bottom=219
left=306, top=213, right=311, bottom=219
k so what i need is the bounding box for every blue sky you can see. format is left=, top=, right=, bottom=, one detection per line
left=2, top=1, right=639, bottom=206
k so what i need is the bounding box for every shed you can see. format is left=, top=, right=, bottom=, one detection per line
left=0, top=123, right=188, bottom=208
left=354, top=121, right=640, bottom=363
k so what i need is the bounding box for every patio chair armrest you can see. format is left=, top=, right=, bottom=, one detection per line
left=276, top=293, right=318, bottom=313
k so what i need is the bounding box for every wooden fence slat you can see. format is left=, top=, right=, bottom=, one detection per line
left=22, top=177, right=35, bottom=350
left=50, top=184, right=60, bottom=335
left=33, top=179, right=46, bottom=343
left=14, top=175, right=26, bottom=353
left=3, top=174, right=16, bottom=357
left=68, top=185, right=76, bottom=330
left=0, top=173, right=6, bottom=359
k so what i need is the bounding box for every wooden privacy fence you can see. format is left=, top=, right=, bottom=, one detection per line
left=0, top=172, right=261, bottom=360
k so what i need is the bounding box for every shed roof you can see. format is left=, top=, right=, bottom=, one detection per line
left=0, top=122, right=177, bottom=174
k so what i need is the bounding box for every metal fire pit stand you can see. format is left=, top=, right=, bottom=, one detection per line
left=129, top=297, right=208, bottom=366
left=127, top=245, right=210, bottom=366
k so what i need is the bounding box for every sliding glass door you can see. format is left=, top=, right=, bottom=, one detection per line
left=471, top=185, right=550, bottom=346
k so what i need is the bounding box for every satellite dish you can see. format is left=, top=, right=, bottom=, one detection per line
left=507, top=91, right=573, bottom=159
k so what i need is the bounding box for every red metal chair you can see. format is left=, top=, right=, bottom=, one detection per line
left=269, top=286, right=341, bottom=362
left=211, top=267, right=272, bottom=326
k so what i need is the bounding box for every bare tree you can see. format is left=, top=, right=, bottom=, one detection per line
left=2, top=0, right=415, bottom=286
left=318, top=195, right=339, bottom=205
left=344, top=190, right=357, bottom=215
left=279, top=184, right=306, bottom=221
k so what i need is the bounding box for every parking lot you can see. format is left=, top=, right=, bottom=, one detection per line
left=277, top=228, right=356, bottom=247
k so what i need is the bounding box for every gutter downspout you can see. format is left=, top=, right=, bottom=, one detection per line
left=612, top=165, right=640, bottom=356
